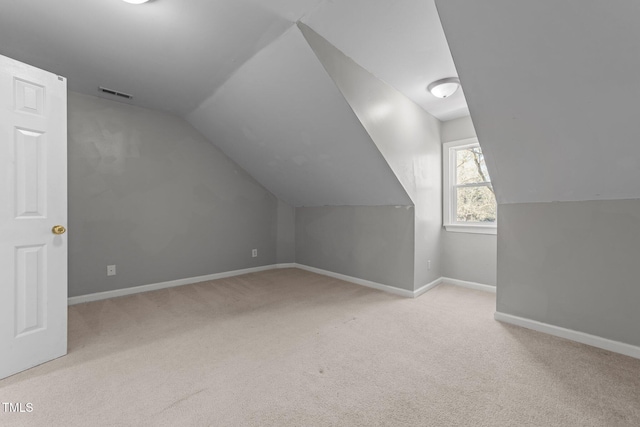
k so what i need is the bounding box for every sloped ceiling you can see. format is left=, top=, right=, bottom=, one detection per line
left=302, top=0, right=468, bottom=121
left=1, top=0, right=464, bottom=207
left=436, top=0, right=640, bottom=204
left=188, top=27, right=411, bottom=207
left=0, top=0, right=322, bottom=114
left=299, top=23, right=440, bottom=203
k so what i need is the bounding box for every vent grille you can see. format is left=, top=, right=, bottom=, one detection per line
left=99, top=86, right=133, bottom=100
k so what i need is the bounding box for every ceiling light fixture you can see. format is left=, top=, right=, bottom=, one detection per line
left=122, top=0, right=150, bottom=4
left=427, top=77, right=461, bottom=98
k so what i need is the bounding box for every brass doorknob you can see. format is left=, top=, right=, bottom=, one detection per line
left=52, top=225, right=66, bottom=235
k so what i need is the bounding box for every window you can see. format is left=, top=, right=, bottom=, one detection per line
left=443, top=138, right=496, bottom=234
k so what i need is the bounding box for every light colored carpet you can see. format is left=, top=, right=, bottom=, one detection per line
left=1, top=268, right=639, bottom=426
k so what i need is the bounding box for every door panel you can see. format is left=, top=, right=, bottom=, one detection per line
left=15, top=128, right=47, bottom=218
left=0, top=54, right=67, bottom=380
left=15, top=244, right=46, bottom=337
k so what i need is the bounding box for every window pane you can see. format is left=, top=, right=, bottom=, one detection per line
left=456, top=185, right=496, bottom=223
left=456, top=146, right=491, bottom=185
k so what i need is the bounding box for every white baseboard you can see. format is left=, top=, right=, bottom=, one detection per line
left=441, top=277, right=496, bottom=293
left=276, top=263, right=296, bottom=268
left=414, top=277, right=444, bottom=297
left=68, top=263, right=424, bottom=305
left=67, top=264, right=279, bottom=305
left=68, top=262, right=495, bottom=306
left=495, top=312, right=640, bottom=360
left=294, top=264, right=416, bottom=298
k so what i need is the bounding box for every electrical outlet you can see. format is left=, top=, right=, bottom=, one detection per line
left=107, top=265, right=116, bottom=276
left=252, top=249, right=258, bottom=258
left=427, top=260, right=431, bottom=270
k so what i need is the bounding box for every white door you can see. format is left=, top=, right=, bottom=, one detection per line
left=0, top=55, right=68, bottom=379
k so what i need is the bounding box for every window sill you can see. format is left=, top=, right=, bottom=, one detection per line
left=444, top=224, right=497, bottom=235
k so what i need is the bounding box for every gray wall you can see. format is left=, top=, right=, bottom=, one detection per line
left=301, top=23, right=443, bottom=290
left=440, top=115, right=476, bottom=144
left=441, top=116, right=497, bottom=286
left=68, top=92, right=278, bottom=297
left=437, top=0, right=640, bottom=349
left=498, top=200, right=640, bottom=347
left=276, top=200, right=295, bottom=264
left=442, top=233, right=496, bottom=286
left=295, top=206, right=415, bottom=291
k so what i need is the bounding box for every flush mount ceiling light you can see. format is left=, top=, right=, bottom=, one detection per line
left=122, top=0, right=149, bottom=4
left=427, top=77, right=461, bottom=98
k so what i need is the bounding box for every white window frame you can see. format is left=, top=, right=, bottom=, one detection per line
left=443, top=137, right=497, bottom=235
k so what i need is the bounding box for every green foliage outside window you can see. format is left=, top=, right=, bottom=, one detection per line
left=455, top=147, right=496, bottom=223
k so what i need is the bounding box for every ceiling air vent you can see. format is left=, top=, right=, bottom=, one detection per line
left=99, top=86, right=133, bottom=100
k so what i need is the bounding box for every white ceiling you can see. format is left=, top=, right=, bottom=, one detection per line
left=0, top=0, right=466, bottom=120
left=188, top=27, right=412, bottom=207
left=302, top=0, right=469, bottom=121
left=1, top=0, right=467, bottom=207
left=0, top=0, right=321, bottom=114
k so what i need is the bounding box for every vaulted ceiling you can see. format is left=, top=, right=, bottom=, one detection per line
left=187, top=26, right=412, bottom=207
left=1, top=0, right=466, bottom=206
